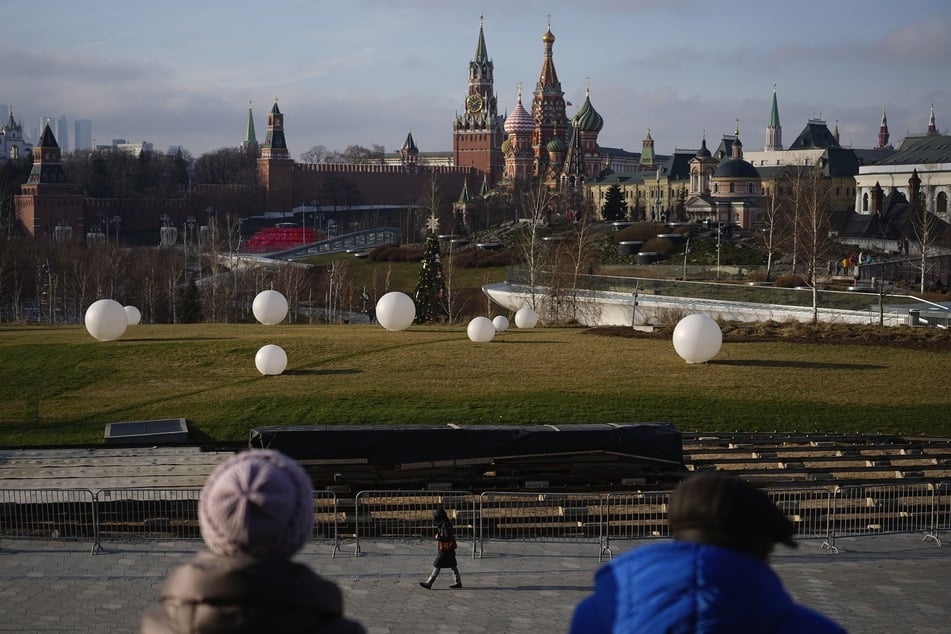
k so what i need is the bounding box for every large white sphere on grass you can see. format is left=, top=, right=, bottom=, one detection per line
left=376, top=292, right=416, bottom=331
left=84, top=299, right=128, bottom=342
left=492, top=315, right=509, bottom=332
left=252, top=290, right=288, bottom=325
left=672, top=314, right=722, bottom=364
left=255, top=344, right=288, bottom=375
left=514, top=307, right=538, bottom=329
left=468, top=316, right=496, bottom=343
left=123, top=305, right=141, bottom=325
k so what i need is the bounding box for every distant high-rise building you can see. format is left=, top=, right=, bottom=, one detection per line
left=56, top=116, right=69, bottom=152
left=74, top=120, right=92, bottom=151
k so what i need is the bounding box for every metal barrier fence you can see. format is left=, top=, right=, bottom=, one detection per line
left=94, top=488, right=202, bottom=552
left=477, top=492, right=603, bottom=558
left=0, top=489, right=98, bottom=552
left=351, top=490, right=475, bottom=557
left=929, top=481, right=950, bottom=546
left=824, top=483, right=938, bottom=553
left=601, top=492, right=670, bottom=560
left=1, top=483, right=948, bottom=556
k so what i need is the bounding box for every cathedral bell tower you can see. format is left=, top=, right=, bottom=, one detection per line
left=531, top=21, right=570, bottom=182
left=452, top=16, right=504, bottom=187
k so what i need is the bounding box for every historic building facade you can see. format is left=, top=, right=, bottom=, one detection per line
left=15, top=123, right=83, bottom=238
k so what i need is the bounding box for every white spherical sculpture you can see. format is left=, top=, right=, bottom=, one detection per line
left=514, top=307, right=538, bottom=329
left=84, top=299, right=128, bottom=342
left=375, top=291, right=416, bottom=331
left=492, top=315, right=509, bottom=332
left=467, top=316, right=496, bottom=343
left=252, top=290, right=288, bottom=325
left=123, top=305, right=141, bottom=325
left=255, top=344, right=288, bottom=375
left=672, top=314, right=723, bottom=364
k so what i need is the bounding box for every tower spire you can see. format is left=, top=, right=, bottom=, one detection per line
left=927, top=104, right=938, bottom=136
left=243, top=100, right=258, bottom=151
left=766, top=83, right=783, bottom=151
left=877, top=105, right=890, bottom=149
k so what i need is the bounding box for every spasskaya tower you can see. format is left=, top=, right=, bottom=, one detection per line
left=452, top=16, right=505, bottom=187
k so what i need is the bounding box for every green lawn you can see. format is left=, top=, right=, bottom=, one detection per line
left=1, top=323, right=948, bottom=447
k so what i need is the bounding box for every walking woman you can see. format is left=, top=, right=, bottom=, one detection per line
left=419, top=507, right=462, bottom=589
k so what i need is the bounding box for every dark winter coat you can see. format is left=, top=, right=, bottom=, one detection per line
left=570, top=541, right=845, bottom=633
left=141, top=550, right=365, bottom=634
left=432, top=514, right=458, bottom=569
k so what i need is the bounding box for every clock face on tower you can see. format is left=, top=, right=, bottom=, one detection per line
left=466, top=93, right=484, bottom=113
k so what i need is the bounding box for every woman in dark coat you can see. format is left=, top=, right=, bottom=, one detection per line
left=419, top=507, right=462, bottom=589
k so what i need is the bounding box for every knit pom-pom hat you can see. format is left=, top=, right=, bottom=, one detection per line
left=198, top=449, right=314, bottom=559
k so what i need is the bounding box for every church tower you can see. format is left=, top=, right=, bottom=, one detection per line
left=15, top=122, right=83, bottom=239
left=927, top=104, right=938, bottom=136
left=243, top=101, right=258, bottom=155
left=531, top=21, right=570, bottom=181
left=502, top=86, right=535, bottom=184
left=258, top=100, right=294, bottom=212
left=765, top=85, right=783, bottom=151
left=877, top=106, right=891, bottom=149
left=452, top=16, right=504, bottom=186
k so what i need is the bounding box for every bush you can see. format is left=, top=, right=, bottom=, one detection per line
left=369, top=244, right=423, bottom=262
left=773, top=274, right=806, bottom=288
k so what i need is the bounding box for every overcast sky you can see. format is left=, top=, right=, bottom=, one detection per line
left=5, top=0, right=949, bottom=159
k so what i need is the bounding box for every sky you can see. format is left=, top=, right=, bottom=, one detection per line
left=4, top=0, right=950, bottom=159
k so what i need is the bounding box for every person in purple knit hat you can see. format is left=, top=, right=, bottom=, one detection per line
left=141, top=449, right=364, bottom=633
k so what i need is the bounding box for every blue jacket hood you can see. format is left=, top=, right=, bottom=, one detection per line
left=571, top=541, right=845, bottom=633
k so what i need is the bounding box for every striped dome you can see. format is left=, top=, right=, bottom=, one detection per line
left=546, top=136, right=566, bottom=153
left=573, top=90, right=603, bottom=133
left=501, top=138, right=512, bottom=154
left=504, top=97, right=534, bottom=134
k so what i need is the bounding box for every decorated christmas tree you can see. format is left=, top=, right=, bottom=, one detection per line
left=414, top=214, right=447, bottom=324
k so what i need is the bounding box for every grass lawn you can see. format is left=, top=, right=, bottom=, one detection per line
left=1, top=323, right=949, bottom=447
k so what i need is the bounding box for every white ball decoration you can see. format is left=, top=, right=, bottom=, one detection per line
left=252, top=290, right=288, bottom=325
left=375, top=291, right=416, bottom=331
left=672, top=314, right=723, bottom=364
left=467, top=316, right=496, bottom=343
left=492, top=315, right=509, bottom=332
left=514, top=307, right=538, bottom=329
left=255, top=344, right=288, bottom=375
left=84, top=299, right=128, bottom=342
left=123, top=305, right=141, bottom=325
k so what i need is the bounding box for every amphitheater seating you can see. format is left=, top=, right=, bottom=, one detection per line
left=681, top=433, right=951, bottom=487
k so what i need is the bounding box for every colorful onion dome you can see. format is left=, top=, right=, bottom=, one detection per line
left=504, top=89, right=534, bottom=134
left=572, top=89, right=603, bottom=132
left=546, top=136, right=566, bottom=153
left=501, top=138, right=513, bottom=154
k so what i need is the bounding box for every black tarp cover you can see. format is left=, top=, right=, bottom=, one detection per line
left=248, top=423, right=683, bottom=467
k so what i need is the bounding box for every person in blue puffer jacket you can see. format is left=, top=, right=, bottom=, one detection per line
left=570, top=472, right=846, bottom=633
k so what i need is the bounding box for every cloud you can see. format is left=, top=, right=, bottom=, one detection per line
left=0, top=45, right=166, bottom=83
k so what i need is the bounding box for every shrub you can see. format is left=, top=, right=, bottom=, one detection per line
left=614, top=222, right=669, bottom=243
left=773, top=274, right=807, bottom=288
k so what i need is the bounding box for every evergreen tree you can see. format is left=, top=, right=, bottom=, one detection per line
left=601, top=184, right=628, bottom=221
left=177, top=278, right=203, bottom=323
left=414, top=216, right=447, bottom=324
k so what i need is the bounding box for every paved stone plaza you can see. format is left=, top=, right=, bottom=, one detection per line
left=0, top=533, right=948, bottom=633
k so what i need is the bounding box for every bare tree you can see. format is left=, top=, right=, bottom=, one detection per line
left=908, top=185, right=945, bottom=294
left=759, top=185, right=784, bottom=282
left=789, top=166, right=838, bottom=323
left=516, top=177, right=559, bottom=312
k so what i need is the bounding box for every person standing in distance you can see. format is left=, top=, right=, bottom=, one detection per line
left=570, top=472, right=845, bottom=633
left=419, top=507, right=462, bottom=589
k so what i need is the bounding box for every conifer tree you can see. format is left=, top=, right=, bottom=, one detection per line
left=414, top=214, right=447, bottom=323
left=601, top=184, right=628, bottom=221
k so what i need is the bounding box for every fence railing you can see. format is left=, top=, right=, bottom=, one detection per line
left=1, top=483, right=947, bottom=556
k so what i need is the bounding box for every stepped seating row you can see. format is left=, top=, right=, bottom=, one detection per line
left=682, top=433, right=951, bottom=488
left=242, top=226, right=321, bottom=253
